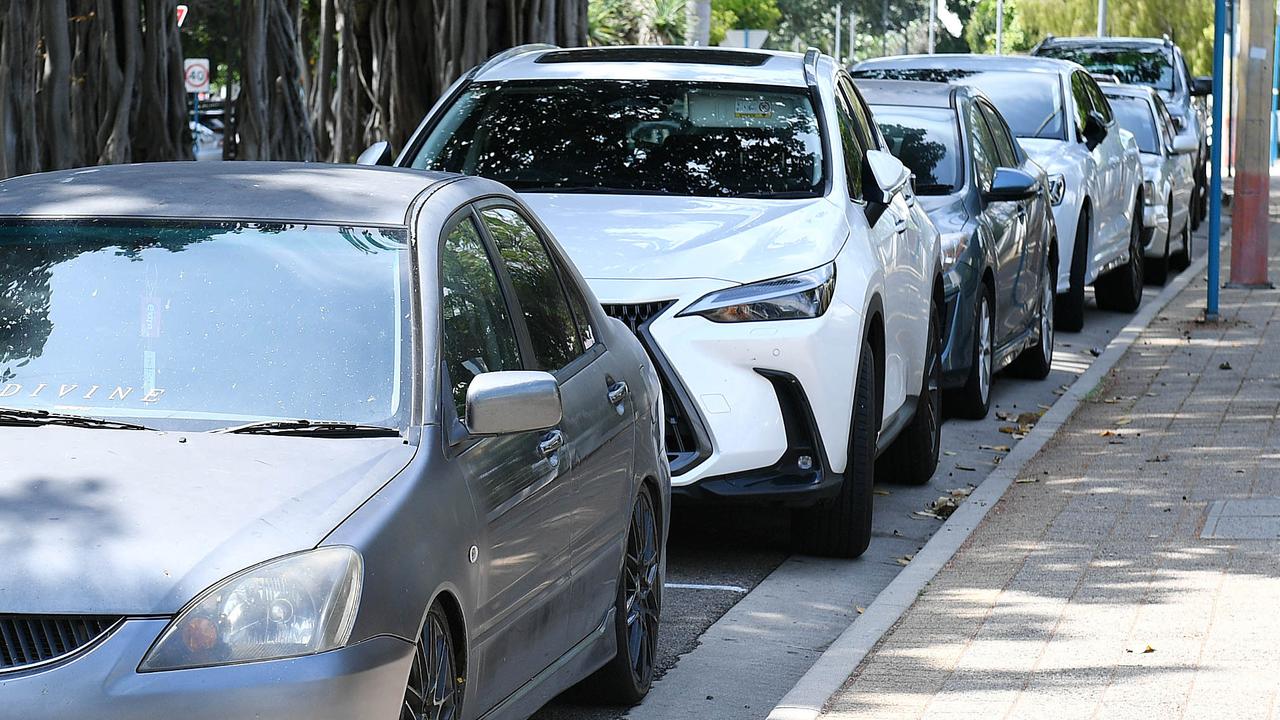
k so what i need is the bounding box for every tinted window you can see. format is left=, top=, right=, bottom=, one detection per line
left=1071, top=72, right=1093, bottom=133
left=0, top=220, right=409, bottom=432
left=871, top=105, right=961, bottom=194
left=966, top=102, right=998, bottom=191
left=853, top=67, right=1066, bottom=140
left=1037, top=45, right=1176, bottom=92
left=441, top=217, right=523, bottom=417
left=1084, top=76, right=1113, bottom=122
left=834, top=97, right=866, bottom=199
left=1108, top=96, right=1160, bottom=154
left=977, top=102, right=1019, bottom=168
left=412, top=80, right=825, bottom=198
left=481, top=208, right=582, bottom=371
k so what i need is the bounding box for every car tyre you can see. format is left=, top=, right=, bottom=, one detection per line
left=1171, top=218, right=1193, bottom=271
left=1095, top=198, right=1145, bottom=313
left=1011, top=250, right=1056, bottom=380
left=1144, top=198, right=1173, bottom=286
left=791, top=339, right=877, bottom=558
left=950, top=286, right=993, bottom=419
left=1056, top=208, right=1089, bottom=332
left=586, top=484, right=661, bottom=705
left=401, top=604, right=462, bottom=720
left=879, top=302, right=941, bottom=486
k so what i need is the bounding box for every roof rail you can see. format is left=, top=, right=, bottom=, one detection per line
left=476, top=43, right=558, bottom=76
left=803, top=48, right=821, bottom=88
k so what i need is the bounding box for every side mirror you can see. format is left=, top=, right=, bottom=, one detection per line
left=1083, top=110, right=1108, bottom=149
left=1171, top=133, right=1198, bottom=155
left=1192, top=76, right=1213, bottom=97
left=984, top=167, right=1039, bottom=202
left=864, top=149, right=910, bottom=204
left=356, top=141, right=393, bottom=166
left=1171, top=115, right=1187, bottom=132
left=465, top=371, right=562, bottom=436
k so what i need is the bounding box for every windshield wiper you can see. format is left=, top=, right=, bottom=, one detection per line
left=0, top=407, right=151, bottom=431
left=214, top=419, right=402, bottom=438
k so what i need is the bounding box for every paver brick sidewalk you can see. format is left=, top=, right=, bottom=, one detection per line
left=822, top=222, right=1280, bottom=718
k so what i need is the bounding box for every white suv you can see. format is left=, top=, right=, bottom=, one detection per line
left=855, top=55, right=1145, bottom=330
left=395, top=45, right=942, bottom=558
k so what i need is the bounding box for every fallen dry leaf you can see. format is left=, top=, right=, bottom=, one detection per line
left=895, top=554, right=914, bottom=566
left=943, top=450, right=958, bottom=456
left=856, top=606, right=866, bottom=614
left=1116, top=418, right=1132, bottom=426
left=873, top=489, right=891, bottom=496
left=999, top=425, right=1019, bottom=434
left=979, top=444, right=1011, bottom=452
left=1014, top=477, right=1038, bottom=484
left=955, top=464, right=976, bottom=472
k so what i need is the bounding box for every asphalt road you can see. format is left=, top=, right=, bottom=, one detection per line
left=533, top=235, right=1208, bottom=720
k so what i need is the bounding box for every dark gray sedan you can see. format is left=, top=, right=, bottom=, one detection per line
left=862, top=80, right=1058, bottom=419
left=0, top=163, right=669, bottom=720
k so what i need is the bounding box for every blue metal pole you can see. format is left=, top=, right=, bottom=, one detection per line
left=1208, top=0, right=1228, bottom=319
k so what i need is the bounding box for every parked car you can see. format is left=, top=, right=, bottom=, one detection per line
left=1100, top=82, right=1198, bottom=284
left=189, top=121, right=223, bottom=161
left=854, top=54, right=1145, bottom=331
left=1032, top=36, right=1212, bottom=227
left=0, top=163, right=669, bottom=720
left=392, top=45, right=943, bottom=558
left=861, top=80, right=1058, bottom=419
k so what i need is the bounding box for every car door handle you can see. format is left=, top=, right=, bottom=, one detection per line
left=607, top=381, right=629, bottom=406
left=537, top=429, right=564, bottom=459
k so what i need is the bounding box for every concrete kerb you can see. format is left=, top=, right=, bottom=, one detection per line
left=765, top=245, right=1217, bottom=720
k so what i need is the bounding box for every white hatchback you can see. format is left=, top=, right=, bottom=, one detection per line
left=396, top=45, right=943, bottom=558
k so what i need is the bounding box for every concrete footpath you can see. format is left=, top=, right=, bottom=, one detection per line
left=817, top=218, right=1280, bottom=717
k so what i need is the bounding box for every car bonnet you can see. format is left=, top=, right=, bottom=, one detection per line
left=0, top=426, right=414, bottom=615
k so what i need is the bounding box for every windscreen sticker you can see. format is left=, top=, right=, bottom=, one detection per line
left=735, top=99, right=773, bottom=119
left=0, top=382, right=166, bottom=403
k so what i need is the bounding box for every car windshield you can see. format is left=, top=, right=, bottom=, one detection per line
left=0, top=220, right=410, bottom=432
left=1108, top=96, right=1160, bottom=153
left=1037, top=46, right=1175, bottom=92
left=409, top=80, right=825, bottom=198
left=854, top=67, right=1065, bottom=141
left=870, top=105, right=962, bottom=194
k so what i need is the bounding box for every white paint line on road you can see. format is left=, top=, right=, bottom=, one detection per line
left=666, top=582, right=750, bottom=593
left=766, top=240, right=1219, bottom=720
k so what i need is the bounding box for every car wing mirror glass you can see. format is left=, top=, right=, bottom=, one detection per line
left=356, top=140, right=393, bottom=166
left=984, top=167, right=1038, bottom=202
left=1171, top=133, right=1198, bottom=155
left=465, top=371, right=562, bottom=436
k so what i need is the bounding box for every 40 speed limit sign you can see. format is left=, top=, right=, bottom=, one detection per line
left=184, top=59, right=210, bottom=94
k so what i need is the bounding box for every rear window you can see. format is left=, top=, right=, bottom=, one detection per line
left=854, top=67, right=1065, bottom=141
left=1037, top=45, right=1175, bottom=92
left=1108, top=96, right=1160, bottom=153
left=870, top=105, right=962, bottom=194
left=409, top=80, right=825, bottom=199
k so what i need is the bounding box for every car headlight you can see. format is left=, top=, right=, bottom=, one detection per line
left=678, top=263, right=836, bottom=322
left=940, top=231, right=970, bottom=272
left=140, top=547, right=363, bottom=671
left=1142, top=179, right=1156, bottom=201
left=1047, top=174, right=1066, bottom=206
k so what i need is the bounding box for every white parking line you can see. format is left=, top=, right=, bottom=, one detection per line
left=666, top=582, right=749, bottom=593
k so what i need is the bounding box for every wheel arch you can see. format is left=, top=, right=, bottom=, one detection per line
left=863, top=294, right=886, bottom=433
left=425, top=587, right=469, bottom=687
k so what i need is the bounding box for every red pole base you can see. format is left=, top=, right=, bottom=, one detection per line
left=1230, top=168, right=1272, bottom=286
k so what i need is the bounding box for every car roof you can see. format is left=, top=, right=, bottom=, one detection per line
left=0, top=162, right=460, bottom=226
left=855, top=53, right=1077, bottom=77
left=472, top=44, right=822, bottom=88
left=857, top=79, right=956, bottom=109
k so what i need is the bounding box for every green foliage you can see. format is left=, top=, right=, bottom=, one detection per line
left=966, top=0, right=1029, bottom=54
left=711, top=0, right=782, bottom=44
left=770, top=0, right=930, bottom=56
left=589, top=0, right=687, bottom=45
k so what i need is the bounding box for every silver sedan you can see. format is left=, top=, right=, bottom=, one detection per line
left=0, top=163, right=669, bottom=720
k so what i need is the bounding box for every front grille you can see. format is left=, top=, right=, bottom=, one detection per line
left=603, top=301, right=708, bottom=474
left=0, top=614, right=119, bottom=672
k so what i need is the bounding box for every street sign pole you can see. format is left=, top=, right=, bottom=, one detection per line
left=995, top=0, right=1004, bottom=54
left=928, top=0, right=937, bottom=53
left=1097, top=0, right=1107, bottom=36
left=834, top=4, right=842, bottom=65
left=1207, top=0, right=1229, bottom=318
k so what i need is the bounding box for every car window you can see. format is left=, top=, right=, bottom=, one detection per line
left=1108, top=96, right=1159, bottom=154
left=1037, top=44, right=1176, bottom=92
left=562, top=274, right=598, bottom=351
left=1071, top=72, right=1093, bottom=133
left=1153, top=94, right=1177, bottom=147
left=1084, top=76, right=1113, bottom=122
left=834, top=95, right=866, bottom=200
left=839, top=77, right=879, bottom=149
left=977, top=101, right=1018, bottom=168
left=480, top=207, right=583, bottom=371
left=966, top=102, right=998, bottom=192
left=410, top=79, right=825, bottom=198
left=871, top=105, right=962, bottom=194
left=440, top=216, right=523, bottom=418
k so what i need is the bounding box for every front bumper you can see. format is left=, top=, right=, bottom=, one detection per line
left=0, top=619, right=414, bottom=720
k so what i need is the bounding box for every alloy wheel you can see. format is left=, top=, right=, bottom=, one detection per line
left=402, top=611, right=459, bottom=720
left=1040, top=266, right=1055, bottom=366
left=624, top=489, right=661, bottom=686
left=977, top=296, right=992, bottom=406
left=925, top=307, right=942, bottom=454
